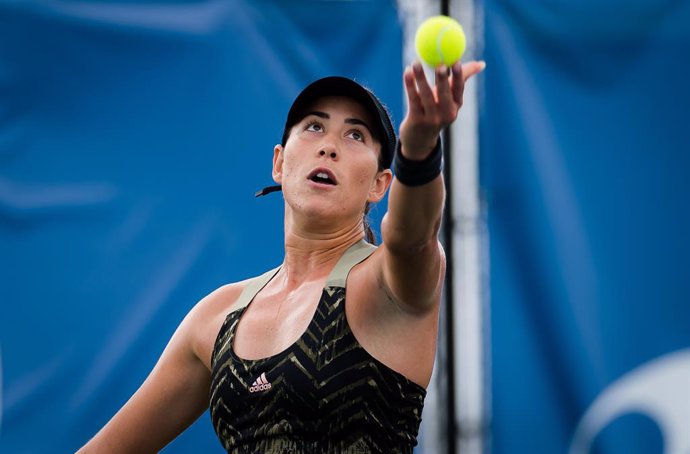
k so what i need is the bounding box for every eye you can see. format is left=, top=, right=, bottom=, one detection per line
left=347, top=129, right=366, bottom=143
left=305, top=120, right=324, bottom=132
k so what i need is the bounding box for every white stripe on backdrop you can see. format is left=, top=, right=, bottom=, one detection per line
left=449, top=0, right=488, bottom=452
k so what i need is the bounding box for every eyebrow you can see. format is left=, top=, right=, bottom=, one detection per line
left=305, top=111, right=373, bottom=135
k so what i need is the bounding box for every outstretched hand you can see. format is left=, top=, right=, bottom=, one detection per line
left=398, top=60, right=485, bottom=159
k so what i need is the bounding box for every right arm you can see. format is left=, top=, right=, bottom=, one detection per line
left=380, top=61, right=484, bottom=314
left=78, top=284, right=243, bottom=453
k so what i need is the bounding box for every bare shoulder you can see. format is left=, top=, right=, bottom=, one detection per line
left=183, top=279, right=252, bottom=371
left=186, top=280, right=249, bottom=325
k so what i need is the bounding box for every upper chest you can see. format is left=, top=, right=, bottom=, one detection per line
left=232, top=279, right=332, bottom=360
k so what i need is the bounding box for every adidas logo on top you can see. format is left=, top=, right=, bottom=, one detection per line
left=249, top=372, right=272, bottom=393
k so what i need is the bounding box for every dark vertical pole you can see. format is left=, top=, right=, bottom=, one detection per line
left=439, top=0, right=457, bottom=453
left=441, top=99, right=458, bottom=454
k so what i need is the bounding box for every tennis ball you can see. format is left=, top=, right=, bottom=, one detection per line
left=415, top=15, right=466, bottom=67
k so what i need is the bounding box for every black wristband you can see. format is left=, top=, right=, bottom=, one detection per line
left=392, top=139, right=443, bottom=186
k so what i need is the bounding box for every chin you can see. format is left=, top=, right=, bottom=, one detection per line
left=286, top=192, right=350, bottom=222
left=301, top=199, right=344, bottom=219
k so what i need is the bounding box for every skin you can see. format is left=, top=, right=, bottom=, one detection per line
left=77, top=60, right=485, bottom=453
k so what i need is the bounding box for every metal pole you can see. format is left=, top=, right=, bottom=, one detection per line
left=449, top=0, right=487, bottom=452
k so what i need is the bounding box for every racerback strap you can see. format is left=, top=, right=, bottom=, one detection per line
left=232, top=266, right=281, bottom=312
left=325, top=239, right=377, bottom=288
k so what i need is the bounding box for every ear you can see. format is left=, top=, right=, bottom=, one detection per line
left=367, top=169, right=393, bottom=203
left=272, top=144, right=284, bottom=184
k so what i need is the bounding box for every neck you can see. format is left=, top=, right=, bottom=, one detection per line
left=280, top=214, right=365, bottom=290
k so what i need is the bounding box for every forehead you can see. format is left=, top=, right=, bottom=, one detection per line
left=303, top=96, right=375, bottom=125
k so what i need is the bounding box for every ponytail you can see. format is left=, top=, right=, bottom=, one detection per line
left=363, top=202, right=377, bottom=245
left=363, top=150, right=388, bottom=245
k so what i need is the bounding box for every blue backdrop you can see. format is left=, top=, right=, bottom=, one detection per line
left=483, top=0, right=690, bottom=452
left=5, top=1, right=689, bottom=453
left=0, top=1, right=403, bottom=452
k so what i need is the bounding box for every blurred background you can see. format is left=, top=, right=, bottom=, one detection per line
left=1, top=0, right=688, bottom=453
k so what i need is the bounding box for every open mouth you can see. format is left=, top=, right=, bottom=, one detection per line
left=308, top=168, right=337, bottom=185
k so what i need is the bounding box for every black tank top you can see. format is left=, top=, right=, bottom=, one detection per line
left=209, top=241, right=426, bottom=454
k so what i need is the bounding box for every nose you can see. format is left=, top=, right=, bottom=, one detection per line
left=319, top=149, right=337, bottom=159
left=318, top=143, right=338, bottom=160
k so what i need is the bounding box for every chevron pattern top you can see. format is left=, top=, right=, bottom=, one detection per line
left=209, top=242, right=427, bottom=454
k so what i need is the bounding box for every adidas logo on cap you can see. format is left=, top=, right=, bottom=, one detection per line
left=249, top=372, right=272, bottom=393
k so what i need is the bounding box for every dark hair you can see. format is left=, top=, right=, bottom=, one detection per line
left=363, top=202, right=376, bottom=244
left=362, top=151, right=388, bottom=245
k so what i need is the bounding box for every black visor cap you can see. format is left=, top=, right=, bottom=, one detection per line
left=281, top=76, right=396, bottom=169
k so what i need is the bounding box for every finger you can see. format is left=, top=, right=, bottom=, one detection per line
left=435, top=65, right=454, bottom=121
left=403, top=65, right=424, bottom=115
left=462, top=60, right=486, bottom=82
left=412, top=61, right=436, bottom=116
left=451, top=61, right=465, bottom=105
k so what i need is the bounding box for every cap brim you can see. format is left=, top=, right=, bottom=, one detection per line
left=283, top=76, right=395, bottom=169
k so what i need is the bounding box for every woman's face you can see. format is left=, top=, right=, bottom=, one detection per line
left=273, top=96, right=391, bottom=224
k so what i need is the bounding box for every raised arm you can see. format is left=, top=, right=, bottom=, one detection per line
left=381, top=60, right=485, bottom=313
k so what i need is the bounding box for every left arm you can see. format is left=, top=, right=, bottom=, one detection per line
left=381, top=60, right=485, bottom=313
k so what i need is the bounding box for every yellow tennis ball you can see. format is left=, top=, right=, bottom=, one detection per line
left=415, top=15, right=466, bottom=67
